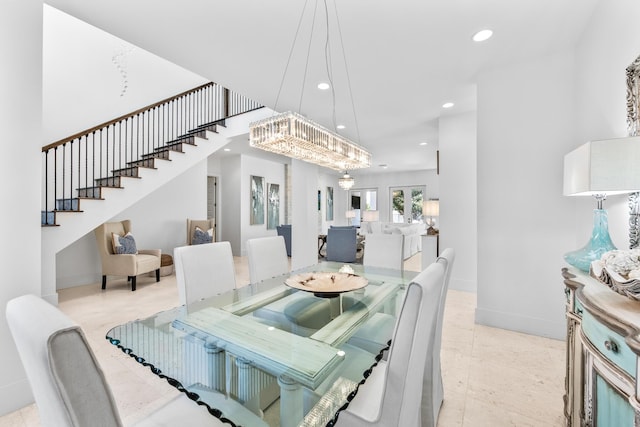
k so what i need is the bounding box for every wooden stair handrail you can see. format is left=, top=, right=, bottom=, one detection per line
left=42, top=82, right=215, bottom=152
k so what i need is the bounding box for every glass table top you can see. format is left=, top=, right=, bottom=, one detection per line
left=106, top=262, right=416, bottom=427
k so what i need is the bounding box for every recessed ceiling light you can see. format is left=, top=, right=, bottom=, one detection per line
left=442, top=102, right=454, bottom=109
left=420, top=142, right=428, bottom=146
left=472, top=29, right=493, bottom=42
left=223, top=148, right=231, bottom=152
left=317, top=82, right=330, bottom=90
left=337, top=124, right=346, bottom=130
left=379, top=164, right=388, bottom=169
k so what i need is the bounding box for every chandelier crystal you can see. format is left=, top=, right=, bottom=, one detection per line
left=338, top=171, right=355, bottom=190
left=249, top=112, right=371, bottom=171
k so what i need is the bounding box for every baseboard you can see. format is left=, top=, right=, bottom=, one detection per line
left=0, top=378, right=33, bottom=417
left=475, top=306, right=565, bottom=340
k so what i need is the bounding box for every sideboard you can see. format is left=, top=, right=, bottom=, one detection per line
left=562, top=268, right=640, bottom=426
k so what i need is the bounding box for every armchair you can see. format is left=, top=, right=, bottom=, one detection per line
left=94, top=220, right=161, bottom=291
left=276, top=224, right=292, bottom=256
left=186, top=218, right=215, bottom=245
left=326, top=227, right=357, bottom=263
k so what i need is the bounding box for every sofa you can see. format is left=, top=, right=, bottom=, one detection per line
left=360, top=222, right=425, bottom=259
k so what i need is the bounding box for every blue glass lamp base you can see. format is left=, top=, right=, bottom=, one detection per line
left=564, top=209, right=616, bottom=272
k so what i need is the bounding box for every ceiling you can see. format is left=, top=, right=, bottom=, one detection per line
left=45, top=0, right=600, bottom=175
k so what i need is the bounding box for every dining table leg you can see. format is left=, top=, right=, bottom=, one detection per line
left=278, top=374, right=303, bottom=427
left=205, top=341, right=226, bottom=392
left=236, top=357, right=263, bottom=417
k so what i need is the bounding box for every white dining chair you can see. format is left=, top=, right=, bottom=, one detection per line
left=173, top=241, right=236, bottom=306
left=335, top=262, right=445, bottom=426
left=427, top=247, right=456, bottom=427
left=5, top=294, right=267, bottom=427
left=246, top=236, right=289, bottom=284
left=363, top=233, right=404, bottom=272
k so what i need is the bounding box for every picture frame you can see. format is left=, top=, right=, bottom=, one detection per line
left=250, top=175, right=265, bottom=225
left=267, top=183, right=280, bottom=230
left=326, top=186, right=334, bottom=221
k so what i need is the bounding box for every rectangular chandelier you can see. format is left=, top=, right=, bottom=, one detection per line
left=249, top=111, right=371, bottom=171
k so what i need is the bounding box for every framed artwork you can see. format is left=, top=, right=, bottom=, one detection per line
left=267, top=183, right=280, bottom=229
left=250, top=175, right=265, bottom=225
left=326, top=186, right=334, bottom=221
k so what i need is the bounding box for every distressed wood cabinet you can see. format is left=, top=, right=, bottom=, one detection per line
left=563, top=268, right=640, bottom=426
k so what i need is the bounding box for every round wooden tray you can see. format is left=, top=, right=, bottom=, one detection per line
left=285, top=271, right=368, bottom=298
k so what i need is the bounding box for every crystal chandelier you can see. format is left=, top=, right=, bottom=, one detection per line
left=338, top=171, right=355, bottom=190
left=250, top=113, right=371, bottom=171
left=248, top=0, right=371, bottom=172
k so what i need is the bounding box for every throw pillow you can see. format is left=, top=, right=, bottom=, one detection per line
left=192, top=226, right=213, bottom=245
left=111, top=232, right=138, bottom=254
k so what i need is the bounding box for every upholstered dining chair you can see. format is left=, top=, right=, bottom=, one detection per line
left=276, top=224, right=292, bottom=257
left=427, top=247, right=456, bottom=427
left=94, top=220, right=161, bottom=291
left=326, top=227, right=357, bottom=263
left=5, top=294, right=267, bottom=427
left=186, top=218, right=215, bottom=245
left=335, top=262, right=445, bottom=426
left=363, top=233, right=405, bottom=272
left=246, top=236, right=289, bottom=284
left=173, top=241, right=236, bottom=306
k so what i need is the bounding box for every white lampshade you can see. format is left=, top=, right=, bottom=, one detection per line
left=563, top=137, right=640, bottom=196
left=345, top=210, right=356, bottom=219
left=422, top=200, right=440, bottom=217
left=362, top=210, right=379, bottom=222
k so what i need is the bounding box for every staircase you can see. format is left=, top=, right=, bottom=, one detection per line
left=41, top=82, right=269, bottom=256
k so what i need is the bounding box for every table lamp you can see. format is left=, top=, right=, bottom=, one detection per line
left=563, top=137, right=640, bottom=271
left=361, top=210, right=379, bottom=233
left=422, top=200, right=440, bottom=235
left=345, top=209, right=356, bottom=226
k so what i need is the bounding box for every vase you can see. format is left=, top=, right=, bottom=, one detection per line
left=564, top=209, right=616, bottom=272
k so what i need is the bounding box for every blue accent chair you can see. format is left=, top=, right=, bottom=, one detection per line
left=276, top=224, right=292, bottom=257
left=326, top=227, right=357, bottom=263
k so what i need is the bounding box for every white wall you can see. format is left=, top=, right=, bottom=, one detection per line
left=239, top=155, right=286, bottom=256
left=572, top=0, right=640, bottom=249
left=55, top=162, right=208, bottom=288
left=43, top=5, right=207, bottom=142
left=476, top=51, right=578, bottom=339
left=0, top=0, right=43, bottom=416
left=439, top=111, right=477, bottom=292
left=291, top=160, right=320, bottom=270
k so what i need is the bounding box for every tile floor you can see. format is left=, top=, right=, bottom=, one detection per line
left=0, top=255, right=566, bottom=426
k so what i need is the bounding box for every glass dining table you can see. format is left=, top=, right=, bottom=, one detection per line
left=106, top=261, right=417, bottom=427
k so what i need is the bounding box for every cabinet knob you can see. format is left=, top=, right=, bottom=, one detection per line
left=604, top=340, right=619, bottom=353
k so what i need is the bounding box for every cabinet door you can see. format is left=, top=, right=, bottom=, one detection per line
left=594, top=374, right=635, bottom=425
left=583, top=341, right=637, bottom=426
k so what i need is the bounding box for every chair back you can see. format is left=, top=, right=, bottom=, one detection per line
left=363, top=233, right=404, bottom=271
left=425, top=247, right=456, bottom=426
left=276, top=225, right=292, bottom=256
left=186, top=218, right=215, bottom=245
left=340, top=263, right=445, bottom=426
left=326, top=227, right=357, bottom=263
left=173, top=241, right=236, bottom=305
left=95, top=220, right=131, bottom=258
left=6, top=295, right=122, bottom=427
left=246, top=236, right=289, bottom=284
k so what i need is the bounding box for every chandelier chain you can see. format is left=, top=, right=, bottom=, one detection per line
left=333, top=0, right=362, bottom=144
left=272, top=0, right=310, bottom=115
